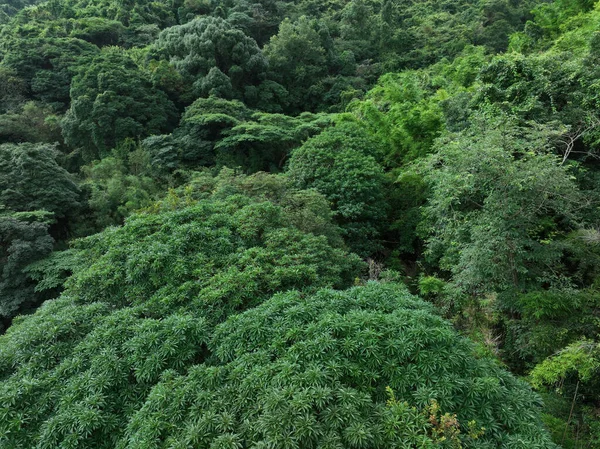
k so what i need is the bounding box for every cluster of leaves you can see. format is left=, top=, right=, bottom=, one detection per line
left=0, top=142, right=81, bottom=322
left=62, top=47, right=178, bottom=162
left=326, top=2, right=600, bottom=443
left=287, top=120, right=388, bottom=256
left=0, top=170, right=366, bottom=448
left=0, top=278, right=558, bottom=448
left=144, top=96, right=332, bottom=175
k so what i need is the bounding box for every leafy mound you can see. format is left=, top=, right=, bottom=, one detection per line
left=0, top=173, right=361, bottom=449
left=124, top=283, right=556, bottom=449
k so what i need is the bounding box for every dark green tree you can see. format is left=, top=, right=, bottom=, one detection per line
left=0, top=66, right=26, bottom=113
left=151, top=16, right=269, bottom=102
left=214, top=111, right=331, bottom=172
left=287, top=121, right=387, bottom=256
left=0, top=36, right=98, bottom=109
left=80, top=142, right=158, bottom=229
left=263, top=16, right=328, bottom=112
left=0, top=101, right=62, bottom=144
left=0, top=211, right=54, bottom=325
left=0, top=142, right=81, bottom=219
left=143, top=96, right=252, bottom=173
left=62, top=48, right=177, bottom=162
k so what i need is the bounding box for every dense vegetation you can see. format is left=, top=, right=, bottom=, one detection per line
left=1, top=0, right=600, bottom=447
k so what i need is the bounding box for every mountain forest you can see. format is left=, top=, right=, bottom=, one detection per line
left=0, top=0, right=600, bottom=447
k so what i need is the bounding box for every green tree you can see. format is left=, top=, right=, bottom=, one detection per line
left=287, top=121, right=387, bottom=256
left=143, top=96, right=251, bottom=173
left=0, top=36, right=98, bottom=109
left=421, top=115, right=582, bottom=297
left=0, top=66, right=26, bottom=113
left=0, top=210, right=54, bottom=325
left=0, top=142, right=81, bottom=219
left=123, top=282, right=557, bottom=449
left=0, top=171, right=362, bottom=449
left=263, top=16, right=328, bottom=112
left=214, top=111, right=331, bottom=172
left=80, top=143, right=158, bottom=229
left=151, top=16, right=269, bottom=102
left=62, top=48, right=177, bottom=162
left=0, top=142, right=80, bottom=323
left=0, top=101, right=62, bottom=144
left=69, top=17, right=126, bottom=47
left=531, top=338, right=600, bottom=448
left=349, top=71, right=446, bottom=166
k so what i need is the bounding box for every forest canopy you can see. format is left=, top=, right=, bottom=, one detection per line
left=1, top=0, right=600, bottom=447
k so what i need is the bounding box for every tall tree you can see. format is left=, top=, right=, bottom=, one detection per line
left=263, top=16, right=328, bottom=112
left=151, top=16, right=269, bottom=103
left=0, top=142, right=81, bottom=219
left=62, top=48, right=177, bottom=162
left=0, top=211, right=54, bottom=325
left=421, top=115, right=582, bottom=296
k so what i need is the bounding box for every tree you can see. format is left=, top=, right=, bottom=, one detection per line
left=421, top=114, right=582, bottom=296
left=0, top=171, right=362, bottom=449
left=0, top=143, right=80, bottom=322
left=0, top=210, right=54, bottom=325
left=151, top=16, right=269, bottom=102
left=263, top=16, right=328, bottom=112
left=530, top=338, right=600, bottom=447
left=0, top=66, right=26, bottom=113
left=349, top=70, right=446, bottom=165
left=69, top=17, right=126, bottom=47
left=214, top=111, right=331, bottom=172
left=287, top=121, right=387, bottom=256
left=476, top=52, right=585, bottom=126
left=80, top=142, right=158, bottom=229
left=0, top=142, right=81, bottom=219
left=0, top=36, right=99, bottom=109
left=62, top=48, right=177, bottom=162
left=143, top=96, right=252, bottom=173
left=0, top=101, right=62, bottom=144
left=124, top=283, right=557, bottom=449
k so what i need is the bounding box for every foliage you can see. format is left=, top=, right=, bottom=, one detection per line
left=2, top=0, right=600, bottom=446
left=80, top=145, right=159, bottom=229
left=263, top=16, right=329, bottom=112
left=287, top=120, right=388, bottom=256
left=146, top=98, right=331, bottom=175
left=214, top=111, right=331, bottom=172
left=145, top=96, right=252, bottom=172
left=421, top=114, right=582, bottom=296
left=0, top=141, right=80, bottom=322
left=531, top=339, right=600, bottom=389
left=0, top=66, right=26, bottom=112
left=0, top=210, right=54, bottom=322
left=0, top=29, right=100, bottom=108
left=502, top=288, right=600, bottom=369
left=0, top=170, right=362, bottom=448
left=62, top=47, right=177, bottom=162
left=0, top=142, right=81, bottom=219
left=121, top=283, right=556, bottom=449
left=351, top=70, right=446, bottom=165
left=530, top=338, right=600, bottom=448
left=24, top=248, right=82, bottom=295
left=383, top=393, right=486, bottom=448
left=151, top=16, right=269, bottom=104
left=0, top=101, right=62, bottom=144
